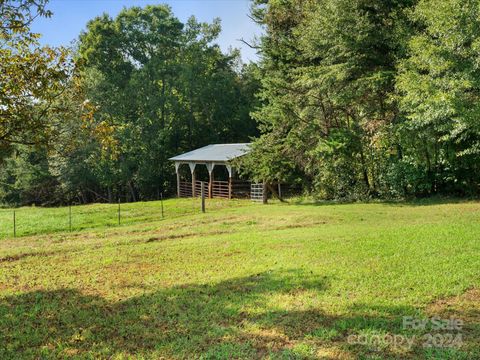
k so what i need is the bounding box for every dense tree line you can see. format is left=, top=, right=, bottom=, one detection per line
left=2, top=0, right=480, bottom=205
left=0, top=3, right=259, bottom=205
left=244, top=0, right=480, bottom=199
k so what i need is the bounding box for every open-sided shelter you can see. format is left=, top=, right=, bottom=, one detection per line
left=169, top=143, right=251, bottom=199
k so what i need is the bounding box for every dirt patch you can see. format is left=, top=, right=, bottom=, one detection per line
left=145, top=230, right=231, bottom=243
left=427, top=288, right=480, bottom=323
left=146, top=233, right=198, bottom=242
left=0, top=244, right=104, bottom=264
left=425, top=288, right=480, bottom=355
left=223, top=250, right=243, bottom=257
left=0, top=250, right=61, bottom=263
left=273, top=221, right=327, bottom=230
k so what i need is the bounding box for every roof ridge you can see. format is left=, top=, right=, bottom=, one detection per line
left=168, top=143, right=251, bottom=162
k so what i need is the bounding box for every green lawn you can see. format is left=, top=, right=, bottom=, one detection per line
left=0, top=198, right=245, bottom=238
left=0, top=198, right=479, bottom=359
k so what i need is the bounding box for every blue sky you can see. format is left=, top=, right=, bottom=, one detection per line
left=31, top=0, right=262, bottom=62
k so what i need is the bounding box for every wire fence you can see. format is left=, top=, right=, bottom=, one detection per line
left=0, top=195, right=247, bottom=239
left=0, top=182, right=302, bottom=239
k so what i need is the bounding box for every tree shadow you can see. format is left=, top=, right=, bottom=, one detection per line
left=1, top=270, right=475, bottom=359
left=287, top=196, right=475, bottom=208
left=0, top=270, right=327, bottom=358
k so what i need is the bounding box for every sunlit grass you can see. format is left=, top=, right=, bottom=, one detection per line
left=0, top=198, right=479, bottom=359
left=0, top=198, right=249, bottom=238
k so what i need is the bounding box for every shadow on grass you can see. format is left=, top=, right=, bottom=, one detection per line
left=0, top=270, right=475, bottom=359
left=286, top=195, right=476, bottom=208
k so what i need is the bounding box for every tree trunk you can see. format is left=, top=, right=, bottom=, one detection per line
left=128, top=181, right=137, bottom=202
left=359, top=149, right=370, bottom=191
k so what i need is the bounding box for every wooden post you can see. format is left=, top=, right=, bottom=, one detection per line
left=176, top=171, right=180, bottom=198
left=192, top=170, right=196, bottom=197
left=278, top=183, right=282, bottom=199
left=206, top=163, right=215, bottom=199
left=189, top=163, right=196, bottom=198
left=13, top=210, right=16, bottom=238
left=69, top=204, right=72, bottom=232
left=201, top=181, right=205, bottom=213
left=226, top=165, right=233, bottom=200
left=208, top=170, right=213, bottom=199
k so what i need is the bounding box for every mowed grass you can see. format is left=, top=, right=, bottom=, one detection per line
left=0, top=198, right=245, bottom=238
left=0, top=198, right=479, bottom=359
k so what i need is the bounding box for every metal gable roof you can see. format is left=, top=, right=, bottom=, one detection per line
left=169, top=143, right=251, bottom=162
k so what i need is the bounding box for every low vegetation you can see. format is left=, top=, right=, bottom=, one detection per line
left=0, top=198, right=478, bottom=359
left=0, top=198, right=244, bottom=238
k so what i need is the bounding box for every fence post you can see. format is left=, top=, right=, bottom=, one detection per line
left=201, top=181, right=205, bottom=213
left=118, top=198, right=121, bottom=225
left=13, top=210, right=16, bottom=238
left=161, top=192, right=164, bottom=218
left=69, top=204, right=72, bottom=232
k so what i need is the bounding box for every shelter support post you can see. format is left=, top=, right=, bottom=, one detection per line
left=189, top=163, right=196, bottom=197
left=210, top=173, right=214, bottom=199
left=206, top=163, right=214, bottom=199
left=175, top=162, right=180, bottom=198
left=226, top=165, right=233, bottom=199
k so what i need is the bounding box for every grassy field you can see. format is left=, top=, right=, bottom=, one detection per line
left=0, top=198, right=479, bottom=359
left=0, top=198, right=244, bottom=238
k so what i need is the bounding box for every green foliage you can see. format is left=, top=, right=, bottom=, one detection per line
left=0, top=0, right=74, bottom=156
left=62, top=5, right=258, bottom=203
left=396, top=0, right=480, bottom=195
left=248, top=0, right=480, bottom=199
left=5, top=0, right=480, bottom=203
left=0, top=4, right=259, bottom=205
left=246, top=0, right=411, bottom=199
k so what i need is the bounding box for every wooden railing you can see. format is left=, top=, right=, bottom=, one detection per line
left=231, top=180, right=251, bottom=199
left=194, top=181, right=208, bottom=197
left=212, top=180, right=230, bottom=198
left=179, top=180, right=253, bottom=199
left=178, top=181, right=192, bottom=198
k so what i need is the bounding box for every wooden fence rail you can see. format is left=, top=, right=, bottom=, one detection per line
left=212, top=180, right=230, bottom=198
left=178, top=181, right=192, bottom=197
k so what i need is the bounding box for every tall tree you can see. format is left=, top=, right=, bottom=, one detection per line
left=74, top=5, right=258, bottom=201
left=0, top=0, right=72, bottom=158
left=396, top=0, right=480, bottom=195
left=248, top=0, right=414, bottom=198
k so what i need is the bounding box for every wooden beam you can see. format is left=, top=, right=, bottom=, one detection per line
left=189, top=162, right=196, bottom=198
left=226, top=164, right=233, bottom=200
left=209, top=171, right=213, bottom=198
left=228, top=176, right=232, bottom=199
left=176, top=172, right=180, bottom=198
left=175, top=162, right=181, bottom=198
left=206, top=163, right=214, bottom=199
left=192, top=171, right=196, bottom=197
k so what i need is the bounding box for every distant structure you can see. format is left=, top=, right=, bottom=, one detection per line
left=169, top=143, right=252, bottom=199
